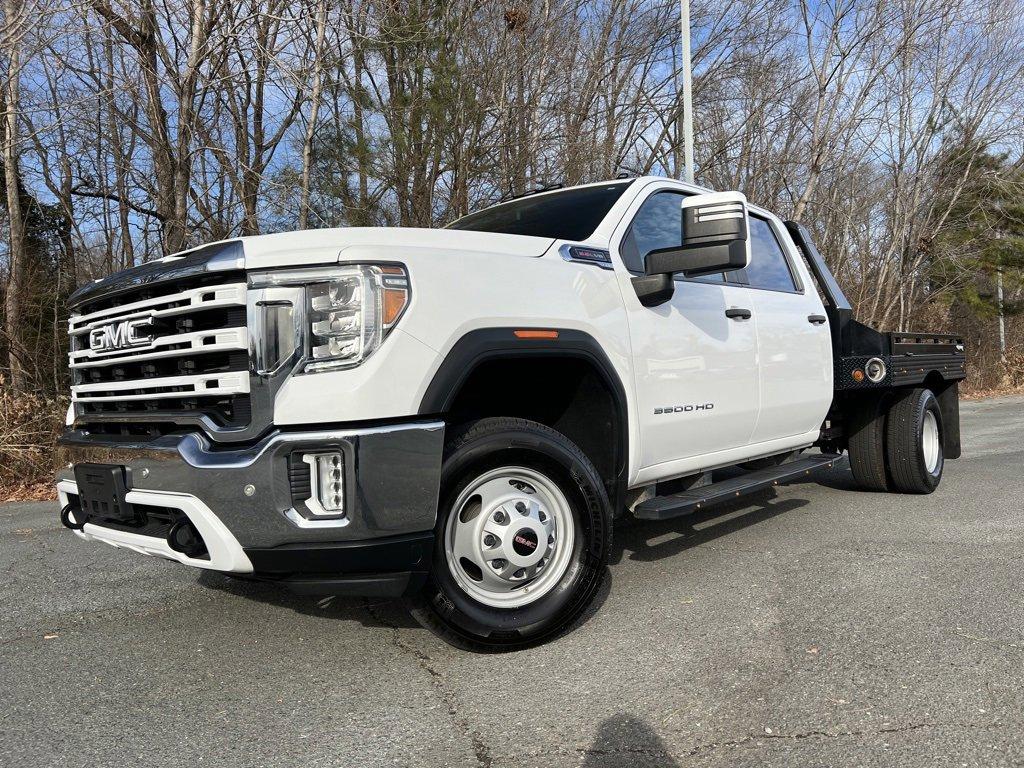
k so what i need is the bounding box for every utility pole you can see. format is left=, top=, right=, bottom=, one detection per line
left=680, top=0, right=694, bottom=183
left=993, top=229, right=1007, bottom=366
left=997, top=265, right=1007, bottom=363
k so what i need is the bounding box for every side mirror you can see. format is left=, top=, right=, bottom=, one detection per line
left=645, top=191, right=751, bottom=278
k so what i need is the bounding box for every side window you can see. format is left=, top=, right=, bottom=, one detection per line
left=619, top=191, right=724, bottom=282
left=738, top=217, right=798, bottom=292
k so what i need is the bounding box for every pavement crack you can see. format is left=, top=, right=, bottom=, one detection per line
left=532, top=721, right=1005, bottom=763
left=953, top=628, right=1024, bottom=652
left=717, top=720, right=1007, bottom=747
left=364, top=601, right=493, bottom=768
left=752, top=723, right=933, bottom=742
left=576, top=746, right=676, bottom=758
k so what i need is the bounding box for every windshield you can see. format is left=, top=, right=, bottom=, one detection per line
left=446, top=181, right=634, bottom=241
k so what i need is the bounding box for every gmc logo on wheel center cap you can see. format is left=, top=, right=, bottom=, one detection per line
left=513, top=531, right=539, bottom=555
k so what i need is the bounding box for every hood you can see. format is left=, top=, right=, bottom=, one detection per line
left=68, top=227, right=556, bottom=307
left=237, top=227, right=555, bottom=269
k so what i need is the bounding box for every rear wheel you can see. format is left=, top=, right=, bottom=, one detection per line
left=847, top=396, right=890, bottom=491
left=885, top=387, right=943, bottom=494
left=409, top=417, right=612, bottom=651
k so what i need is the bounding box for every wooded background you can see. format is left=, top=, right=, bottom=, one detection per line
left=1, top=0, right=1023, bottom=491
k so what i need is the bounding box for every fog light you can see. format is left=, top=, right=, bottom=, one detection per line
left=303, top=451, right=345, bottom=516
left=865, top=357, right=887, bottom=383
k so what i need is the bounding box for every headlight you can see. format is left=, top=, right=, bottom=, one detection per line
left=249, top=264, right=409, bottom=374
left=305, top=265, right=409, bottom=372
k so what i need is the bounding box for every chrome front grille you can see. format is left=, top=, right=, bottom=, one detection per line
left=68, top=273, right=251, bottom=434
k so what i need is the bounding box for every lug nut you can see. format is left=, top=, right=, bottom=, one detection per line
left=493, top=510, right=507, bottom=524
left=491, top=559, right=506, bottom=570
left=538, top=510, right=547, bottom=522
left=513, top=569, right=526, bottom=579
left=515, top=501, right=528, bottom=515
left=483, top=534, right=497, bottom=547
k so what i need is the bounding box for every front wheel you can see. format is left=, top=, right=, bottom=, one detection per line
left=409, top=417, right=612, bottom=651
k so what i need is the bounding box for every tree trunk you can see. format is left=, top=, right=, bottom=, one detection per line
left=2, top=0, right=27, bottom=392
left=298, top=0, right=327, bottom=230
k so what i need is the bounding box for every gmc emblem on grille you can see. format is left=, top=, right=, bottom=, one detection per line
left=89, top=318, right=153, bottom=352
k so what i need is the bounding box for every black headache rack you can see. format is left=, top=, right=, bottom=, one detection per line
left=783, top=221, right=966, bottom=392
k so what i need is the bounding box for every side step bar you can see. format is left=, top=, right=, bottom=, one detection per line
left=634, top=453, right=843, bottom=521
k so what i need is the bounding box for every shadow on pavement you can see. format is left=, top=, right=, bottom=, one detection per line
left=198, top=559, right=616, bottom=642
left=808, top=464, right=876, bottom=492
left=611, top=460, right=866, bottom=565
left=582, top=713, right=681, bottom=767
left=196, top=569, right=421, bottom=629
left=194, top=465, right=849, bottom=638
left=611, top=491, right=810, bottom=565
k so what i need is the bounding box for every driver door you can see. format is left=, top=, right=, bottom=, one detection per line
left=613, top=188, right=761, bottom=479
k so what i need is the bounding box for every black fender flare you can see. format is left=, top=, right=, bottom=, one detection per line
left=418, top=327, right=629, bottom=510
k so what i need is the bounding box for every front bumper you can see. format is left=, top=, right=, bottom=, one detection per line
left=57, top=420, right=444, bottom=595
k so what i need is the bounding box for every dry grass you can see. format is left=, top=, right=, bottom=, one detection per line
left=961, top=384, right=1024, bottom=400
left=0, top=378, right=67, bottom=502
left=961, top=349, right=1024, bottom=399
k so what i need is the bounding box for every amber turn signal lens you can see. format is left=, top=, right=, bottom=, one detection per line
left=382, top=288, right=407, bottom=326
left=514, top=330, right=559, bottom=339
left=852, top=369, right=865, bottom=382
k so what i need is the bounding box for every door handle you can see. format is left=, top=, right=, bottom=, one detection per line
left=808, top=314, right=827, bottom=325
left=725, top=308, right=752, bottom=320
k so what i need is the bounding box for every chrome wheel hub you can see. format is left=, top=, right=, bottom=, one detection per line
left=922, top=410, right=940, bottom=474
left=444, top=467, right=574, bottom=609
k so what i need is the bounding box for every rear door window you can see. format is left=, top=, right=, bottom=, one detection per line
left=734, top=217, right=799, bottom=292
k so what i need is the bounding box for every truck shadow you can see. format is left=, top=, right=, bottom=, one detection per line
left=196, top=471, right=841, bottom=637
left=612, top=459, right=874, bottom=565
left=197, top=570, right=423, bottom=629
left=199, top=567, right=614, bottom=638
left=611, top=489, right=810, bottom=565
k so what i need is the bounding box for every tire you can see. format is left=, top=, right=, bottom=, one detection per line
left=885, top=387, right=944, bottom=494
left=847, top=396, right=890, bottom=491
left=409, top=417, right=612, bottom=652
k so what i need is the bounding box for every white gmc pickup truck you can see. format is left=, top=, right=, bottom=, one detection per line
left=57, top=177, right=966, bottom=650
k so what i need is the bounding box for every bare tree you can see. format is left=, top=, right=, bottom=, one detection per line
left=1, top=0, right=31, bottom=392
left=298, top=0, right=327, bottom=230
left=4, top=0, right=1024, bottom=400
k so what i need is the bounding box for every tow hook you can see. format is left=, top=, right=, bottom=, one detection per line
left=167, top=519, right=206, bottom=558
left=60, top=505, right=86, bottom=531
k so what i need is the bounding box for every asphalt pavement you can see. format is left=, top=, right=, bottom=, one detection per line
left=2, top=395, right=1023, bottom=767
